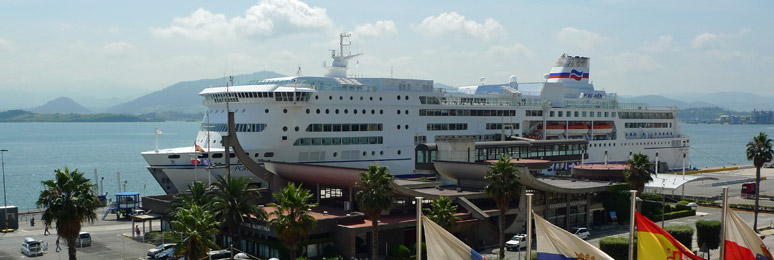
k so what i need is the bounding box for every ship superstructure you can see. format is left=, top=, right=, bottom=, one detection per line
left=142, top=34, right=689, bottom=194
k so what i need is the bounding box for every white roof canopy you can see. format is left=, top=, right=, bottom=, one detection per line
left=645, top=174, right=718, bottom=190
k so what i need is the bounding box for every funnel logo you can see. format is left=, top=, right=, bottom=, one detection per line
left=570, top=70, right=584, bottom=81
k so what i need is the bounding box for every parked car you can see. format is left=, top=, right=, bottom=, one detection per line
left=21, top=237, right=47, bottom=256
left=505, top=234, right=527, bottom=251
left=207, top=249, right=231, bottom=259
left=154, top=247, right=175, bottom=259
left=77, top=232, right=91, bottom=247
left=234, top=252, right=251, bottom=259
left=570, top=227, right=590, bottom=240
left=148, top=243, right=177, bottom=258
left=130, top=209, right=147, bottom=216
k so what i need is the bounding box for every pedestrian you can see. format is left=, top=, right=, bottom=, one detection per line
left=30, top=216, right=34, bottom=227
left=44, top=224, right=50, bottom=236
left=135, top=225, right=140, bottom=236
left=55, top=238, right=61, bottom=252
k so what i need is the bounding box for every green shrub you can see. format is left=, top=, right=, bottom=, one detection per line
left=388, top=244, right=412, bottom=260
left=653, top=209, right=696, bottom=221
left=665, top=225, right=694, bottom=250
left=599, top=236, right=631, bottom=260
left=641, top=193, right=663, bottom=201
left=695, top=220, right=721, bottom=252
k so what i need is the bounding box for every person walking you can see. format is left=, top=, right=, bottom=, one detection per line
left=44, top=224, right=50, bottom=236
left=55, top=238, right=61, bottom=252
left=30, top=216, right=34, bottom=227
left=135, top=225, right=140, bottom=237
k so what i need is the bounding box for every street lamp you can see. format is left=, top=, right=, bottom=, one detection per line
left=1, top=149, right=8, bottom=231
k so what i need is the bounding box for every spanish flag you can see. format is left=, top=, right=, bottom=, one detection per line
left=636, top=212, right=705, bottom=260
left=195, top=144, right=205, bottom=152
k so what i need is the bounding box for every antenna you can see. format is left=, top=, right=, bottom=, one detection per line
left=297, top=65, right=302, bottom=76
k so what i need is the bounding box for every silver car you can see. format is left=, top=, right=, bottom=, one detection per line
left=77, top=232, right=91, bottom=247
left=21, top=237, right=47, bottom=256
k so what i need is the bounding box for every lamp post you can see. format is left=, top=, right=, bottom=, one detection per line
left=1, top=149, right=7, bottom=230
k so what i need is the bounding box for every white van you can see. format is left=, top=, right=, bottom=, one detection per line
left=21, top=237, right=47, bottom=256
left=77, top=232, right=91, bottom=247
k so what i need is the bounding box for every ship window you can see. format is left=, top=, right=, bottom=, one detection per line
left=397, top=110, right=401, bottom=115
left=212, top=154, right=223, bottom=158
left=371, top=109, right=375, bottom=114
left=405, top=110, right=409, bottom=115
left=283, top=109, right=287, bottom=113
left=361, top=96, right=364, bottom=100
left=397, top=95, right=401, bottom=100
left=380, top=110, right=383, bottom=114
left=335, top=109, right=340, bottom=114
left=398, top=150, right=402, bottom=155
left=329, top=96, right=332, bottom=100
left=583, top=111, right=587, bottom=117
left=306, top=109, right=310, bottom=114
left=315, top=95, right=319, bottom=100
left=264, top=152, right=274, bottom=157
left=198, top=153, right=209, bottom=158
left=575, top=111, right=579, bottom=117
left=168, top=154, right=180, bottom=159
left=370, top=97, right=373, bottom=101
left=379, top=97, right=383, bottom=101
left=340, top=96, right=343, bottom=100
left=333, top=152, right=338, bottom=157
left=325, top=109, right=330, bottom=114
left=550, top=111, right=555, bottom=117
left=316, top=109, right=320, bottom=114
left=282, top=126, right=288, bottom=132
left=354, top=109, right=358, bottom=114
left=254, top=153, right=260, bottom=157
left=405, top=96, right=409, bottom=100
left=265, top=109, right=269, bottom=113
left=397, top=125, right=401, bottom=130
left=558, top=111, right=563, bottom=117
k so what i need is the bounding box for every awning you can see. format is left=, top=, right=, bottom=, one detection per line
left=645, top=174, right=718, bottom=190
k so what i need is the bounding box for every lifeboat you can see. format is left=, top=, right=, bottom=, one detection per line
left=538, top=124, right=565, bottom=136
left=567, top=124, right=590, bottom=136
left=592, top=124, right=613, bottom=135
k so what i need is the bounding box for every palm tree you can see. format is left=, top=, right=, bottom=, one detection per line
left=210, top=176, right=266, bottom=259
left=423, top=196, right=460, bottom=230
left=169, top=181, right=212, bottom=218
left=267, top=183, right=318, bottom=260
left=746, top=131, right=773, bottom=231
left=484, top=155, right=521, bottom=260
left=355, top=164, right=395, bottom=260
left=36, top=167, right=100, bottom=260
left=625, top=152, right=655, bottom=193
left=172, top=204, right=221, bottom=260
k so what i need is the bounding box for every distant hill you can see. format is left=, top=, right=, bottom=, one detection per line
left=107, top=71, right=285, bottom=114
left=31, top=97, right=91, bottom=114
left=668, top=92, right=774, bottom=111
left=618, top=95, right=715, bottom=109
left=677, top=107, right=741, bottom=122
left=0, top=110, right=160, bottom=122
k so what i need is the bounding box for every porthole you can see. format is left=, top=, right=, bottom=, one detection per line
left=350, top=96, right=353, bottom=100
left=325, top=109, right=330, bottom=114
left=360, top=96, right=364, bottom=100
left=354, top=110, right=358, bottom=114
left=380, top=110, right=383, bottom=114
left=339, top=96, right=343, bottom=100
left=362, top=151, right=367, bottom=156
left=397, top=110, right=401, bottom=115
left=397, top=125, right=401, bottom=129
left=371, top=151, right=375, bottom=156
left=405, top=96, right=409, bottom=100
left=405, top=110, right=409, bottom=115
left=242, top=109, right=246, bottom=113
left=371, top=109, right=375, bottom=114
left=397, top=150, right=402, bottom=155
left=282, top=126, right=288, bottom=131
left=397, top=95, right=401, bottom=100
left=329, top=96, right=333, bottom=100
left=315, top=95, right=319, bottom=100
left=305, top=109, right=310, bottom=114
left=283, top=109, right=287, bottom=113
left=380, top=151, right=384, bottom=155
left=405, top=125, right=409, bottom=129
left=370, top=97, right=373, bottom=101
left=265, top=109, right=269, bottom=113
left=344, top=109, right=349, bottom=114
left=335, top=109, right=340, bottom=114
left=362, top=109, right=366, bottom=114
left=379, top=97, right=383, bottom=101
left=333, top=152, right=338, bottom=157
left=316, top=109, right=320, bottom=114
left=294, top=126, right=299, bottom=131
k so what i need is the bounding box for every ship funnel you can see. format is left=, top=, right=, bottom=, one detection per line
left=546, top=54, right=590, bottom=84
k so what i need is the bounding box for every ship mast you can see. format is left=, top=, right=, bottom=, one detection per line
left=324, top=33, right=361, bottom=78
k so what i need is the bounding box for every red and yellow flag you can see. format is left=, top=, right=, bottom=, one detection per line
left=195, top=144, right=205, bottom=152
left=636, top=212, right=705, bottom=260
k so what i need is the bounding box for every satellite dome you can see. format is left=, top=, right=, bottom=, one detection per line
left=509, top=75, right=517, bottom=83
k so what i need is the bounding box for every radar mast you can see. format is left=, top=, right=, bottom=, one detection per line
left=324, top=33, right=361, bottom=78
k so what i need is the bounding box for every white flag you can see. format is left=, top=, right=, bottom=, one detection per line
left=156, top=128, right=163, bottom=135
left=724, top=208, right=773, bottom=260
left=534, top=212, right=613, bottom=260
left=422, top=216, right=485, bottom=260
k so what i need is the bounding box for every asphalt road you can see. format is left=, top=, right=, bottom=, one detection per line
left=0, top=213, right=156, bottom=260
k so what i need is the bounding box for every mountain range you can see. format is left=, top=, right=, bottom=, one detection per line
left=10, top=71, right=774, bottom=116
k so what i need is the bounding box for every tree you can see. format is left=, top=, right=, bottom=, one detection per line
left=172, top=204, right=221, bottom=260
left=36, top=167, right=101, bottom=260
left=355, top=164, right=395, bottom=260
left=423, top=196, right=460, bottom=230
left=268, top=183, right=318, bottom=260
left=625, top=152, right=655, bottom=193
left=169, top=181, right=212, bottom=218
left=211, top=176, right=266, bottom=259
left=484, top=155, right=521, bottom=260
left=695, top=220, right=721, bottom=259
left=746, top=131, right=773, bottom=231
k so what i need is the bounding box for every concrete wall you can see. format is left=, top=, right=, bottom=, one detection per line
left=436, top=137, right=476, bottom=162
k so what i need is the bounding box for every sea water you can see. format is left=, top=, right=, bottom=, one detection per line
left=0, top=121, right=772, bottom=209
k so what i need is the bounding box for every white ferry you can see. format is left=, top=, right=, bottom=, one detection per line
left=142, top=34, right=689, bottom=194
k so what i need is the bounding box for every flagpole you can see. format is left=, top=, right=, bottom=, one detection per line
left=629, top=190, right=637, bottom=260
left=155, top=128, right=159, bottom=153
left=720, top=187, right=728, bottom=260
left=416, top=197, right=422, bottom=260
left=526, top=192, right=533, bottom=260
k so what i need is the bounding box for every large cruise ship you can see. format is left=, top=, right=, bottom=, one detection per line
left=142, top=34, right=689, bottom=194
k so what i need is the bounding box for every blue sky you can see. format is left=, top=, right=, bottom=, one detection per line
left=0, top=0, right=771, bottom=109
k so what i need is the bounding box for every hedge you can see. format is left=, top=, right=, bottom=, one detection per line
left=665, top=225, right=694, bottom=250
left=387, top=244, right=411, bottom=260
left=729, top=203, right=774, bottom=212
left=600, top=236, right=631, bottom=260
left=653, top=209, right=696, bottom=222
left=695, top=220, right=721, bottom=252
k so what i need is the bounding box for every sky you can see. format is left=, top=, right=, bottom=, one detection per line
left=0, top=0, right=772, bottom=109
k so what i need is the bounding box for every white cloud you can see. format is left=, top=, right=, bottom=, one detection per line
left=151, top=0, right=333, bottom=41
left=412, top=12, right=505, bottom=41
left=692, top=33, right=719, bottom=49
left=556, top=27, right=603, bottom=50
left=354, top=20, right=398, bottom=38
left=640, top=35, right=673, bottom=52
left=0, top=38, right=14, bottom=52
left=606, top=53, right=661, bottom=72
left=485, top=43, right=534, bottom=58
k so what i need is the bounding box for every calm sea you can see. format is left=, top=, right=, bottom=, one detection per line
left=0, top=121, right=771, bottom=209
